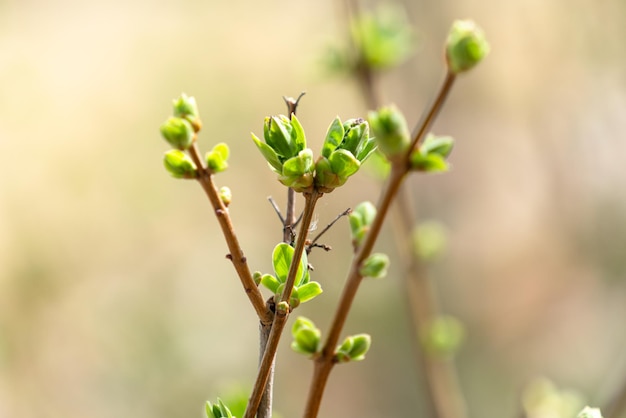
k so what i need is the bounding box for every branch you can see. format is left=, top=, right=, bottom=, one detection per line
left=302, top=71, right=457, bottom=417
left=188, top=142, right=272, bottom=324
left=244, top=190, right=322, bottom=418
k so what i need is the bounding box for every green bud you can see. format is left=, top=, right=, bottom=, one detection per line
left=336, top=334, right=371, bottom=363
left=264, top=114, right=306, bottom=161
left=291, top=317, right=321, bottom=356
left=359, top=253, right=389, bottom=279
left=276, top=301, right=290, bottom=313
left=206, top=143, right=230, bottom=173
left=252, top=271, right=262, bottom=286
left=163, top=150, right=197, bottom=178
left=219, top=186, right=232, bottom=206
left=316, top=117, right=376, bottom=192
left=410, top=134, right=455, bottom=173
left=278, top=148, right=315, bottom=192
left=349, top=201, right=377, bottom=249
left=420, top=134, right=454, bottom=158
left=446, top=20, right=490, bottom=74
left=578, top=407, right=603, bottom=418
left=413, top=221, right=448, bottom=261
left=421, top=315, right=465, bottom=357
left=368, top=106, right=410, bottom=159
left=172, top=93, right=202, bottom=132
left=205, top=398, right=234, bottom=418
left=160, top=117, right=195, bottom=150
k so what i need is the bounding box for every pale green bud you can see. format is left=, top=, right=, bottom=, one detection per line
left=359, top=253, right=389, bottom=279
left=219, top=186, right=232, bottom=206
left=446, top=20, right=490, bottom=74
left=172, top=93, right=202, bottom=132
left=206, top=143, right=230, bottom=173
left=368, top=106, right=410, bottom=159
left=160, top=117, right=194, bottom=150
left=163, top=150, right=197, bottom=178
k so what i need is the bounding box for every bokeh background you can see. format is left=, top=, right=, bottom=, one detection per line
left=2, top=0, right=626, bottom=417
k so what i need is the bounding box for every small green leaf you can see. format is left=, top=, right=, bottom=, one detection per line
left=272, top=243, right=307, bottom=285
left=265, top=115, right=296, bottom=158
left=410, top=152, right=449, bottom=172
left=290, top=114, right=307, bottom=153
left=296, top=281, right=323, bottom=303
left=251, top=133, right=283, bottom=172
left=329, top=149, right=361, bottom=179
left=420, top=134, right=454, bottom=158
left=359, top=253, right=389, bottom=278
left=282, top=149, right=314, bottom=178
left=260, top=274, right=281, bottom=293
left=321, top=117, right=345, bottom=158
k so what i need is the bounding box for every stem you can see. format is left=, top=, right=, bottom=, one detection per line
left=188, top=142, right=272, bottom=324
left=256, top=94, right=306, bottom=418
left=408, top=71, right=456, bottom=153
left=303, top=164, right=406, bottom=417
left=244, top=191, right=322, bottom=418
left=302, top=71, right=457, bottom=417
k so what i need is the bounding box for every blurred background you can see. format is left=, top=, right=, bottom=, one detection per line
left=1, top=0, right=626, bottom=417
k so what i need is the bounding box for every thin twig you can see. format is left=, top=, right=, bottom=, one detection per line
left=244, top=191, right=322, bottom=418
left=306, top=208, right=352, bottom=253
left=188, top=142, right=272, bottom=324
left=267, top=196, right=285, bottom=224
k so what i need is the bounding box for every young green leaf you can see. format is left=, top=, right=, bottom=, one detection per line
left=296, top=281, right=323, bottom=303
left=272, top=243, right=307, bottom=285
left=321, top=117, right=345, bottom=158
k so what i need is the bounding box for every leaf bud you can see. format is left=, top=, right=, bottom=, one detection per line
left=172, top=93, right=202, bottom=132
left=359, top=253, right=389, bottom=279
left=446, top=20, right=490, bottom=74
left=206, top=143, right=230, bottom=173
left=336, top=333, right=371, bottom=363
left=163, top=150, right=197, bottom=179
left=219, top=186, right=232, bottom=206
left=160, top=117, right=194, bottom=150
left=368, top=106, right=410, bottom=159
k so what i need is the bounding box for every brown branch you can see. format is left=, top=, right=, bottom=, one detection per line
left=244, top=190, right=322, bottom=418
left=302, top=71, right=457, bottom=417
left=188, top=142, right=272, bottom=324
